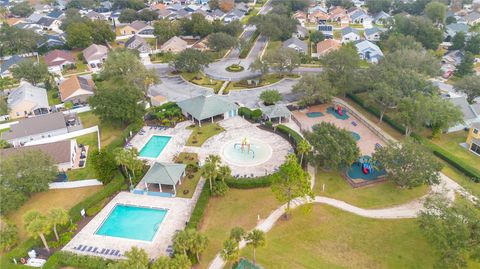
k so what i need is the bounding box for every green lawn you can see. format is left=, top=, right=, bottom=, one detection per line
left=180, top=72, right=223, bottom=93
left=314, top=170, right=429, bottom=209
left=61, top=55, right=89, bottom=76
left=430, top=131, right=479, bottom=169
left=225, top=74, right=285, bottom=91
left=265, top=40, right=282, bottom=55
left=7, top=186, right=103, bottom=242
left=150, top=52, right=176, bottom=63
left=240, top=205, right=440, bottom=269
left=197, top=188, right=281, bottom=269
left=174, top=152, right=201, bottom=198
left=47, top=89, right=61, bottom=105
left=185, top=123, right=224, bottom=147
left=78, top=112, right=123, bottom=148
left=66, top=132, right=98, bottom=181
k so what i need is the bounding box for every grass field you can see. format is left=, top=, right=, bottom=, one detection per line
left=197, top=188, right=281, bottom=269
left=265, top=41, right=281, bottom=55
left=314, top=170, right=429, bottom=209
left=78, top=112, right=123, bottom=148
left=7, top=186, right=103, bottom=242
left=430, top=131, right=478, bottom=168
left=175, top=152, right=201, bottom=198
left=240, top=205, right=439, bottom=269
left=186, top=123, right=224, bottom=147
left=180, top=72, right=223, bottom=93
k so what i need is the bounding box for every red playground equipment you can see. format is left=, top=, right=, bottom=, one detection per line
left=337, top=106, right=343, bottom=116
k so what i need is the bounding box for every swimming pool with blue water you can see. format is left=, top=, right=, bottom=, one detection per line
left=96, top=204, right=167, bottom=241
left=139, top=135, right=171, bottom=158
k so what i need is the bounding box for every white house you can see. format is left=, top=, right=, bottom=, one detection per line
left=355, top=40, right=384, bottom=63
left=82, top=44, right=109, bottom=72
left=341, top=27, right=360, bottom=43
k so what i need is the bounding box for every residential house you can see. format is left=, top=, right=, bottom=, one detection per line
left=193, top=9, right=213, bottom=21
left=309, top=10, right=329, bottom=24
left=119, top=21, right=154, bottom=36
left=7, top=82, right=49, bottom=119
left=446, top=95, right=480, bottom=132
left=295, top=25, right=309, bottom=39
left=1, top=112, right=82, bottom=147
left=212, top=9, right=225, bottom=20
left=464, top=11, right=480, bottom=25
left=36, top=17, right=61, bottom=31
left=315, top=39, right=341, bottom=57
left=372, top=11, right=391, bottom=25
left=445, top=23, right=470, bottom=39
left=157, top=9, right=175, bottom=20
left=192, top=37, right=209, bottom=51
left=282, top=37, right=308, bottom=54
left=329, top=6, right=349, bottom=24
left=235, top=2, right=250, bottom=13
left=5, top=18, right=25, bottom=26
left=82, top=44, right=109, bottom=72
left=224, top=9, right=244, bottom=23
left=14, top=22, right=43, bottom=34
left=341, top=27, right=360, bottom=43
left=26, top=12, right=44, bottom=24
left=125, top=35, right=152, bottom=54
left=0, top=55, right=27, bottom=78
left=59, top=75, right=95, bottom=103
left=308, top=5, right=328, bottom=14
left=46, top=9, right=65, bottom=20
left=355, top=40, right=384, bottom=63
left=151, top=3, right=167, bottom=10
left=37, top=34, right=66, bottom=49
left=441, top=49, right=463, bottom=77
left=349, top=9, right=372, bottom=24
left=161, top=36, right=188, bottom=53
left=0, top=140, right=78, bottom=171
left=318, top=24, right=334, bottom=39
left=85, top=10, right=107, bottom=21
left=172, top=9, right=191, bottom=20
left=466, top=122, right=480, bottom=156
left=293, top=11, right=307, bottom=24
left=364, top=27, right=385, bottom=41
left=44, top=50, right=76, bottom=73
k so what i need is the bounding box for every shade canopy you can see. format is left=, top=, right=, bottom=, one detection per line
left=142, top=162, right=186, bottom=186
left=262, top=104, right=291, bottom=119
left=177, top=94, right=238, bottom=121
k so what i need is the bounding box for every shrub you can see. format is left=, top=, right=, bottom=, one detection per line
left=86, top=198, right=108, bottom=217
left=265, top=120, right=273, bottom=129
left=238, top=107, right=252, bottom=119
left=0, top=220, right=18, bottom=251
left=251, top=109, right=262, bottom=121
left=225, top=175, right=273, bottom=188
left=277, top=124, right=303, bottom=146
left=211, top=181, right=229, bottom=196
left=186, top=183, right=210, bottom=230
left=239, top=31, right=260, bottom=59
left=43, top=251, right=112, bottom=269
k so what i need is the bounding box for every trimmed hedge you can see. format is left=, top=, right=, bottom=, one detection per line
left=276, top=124, right=303, bottom=146
left=238, top=107, right=262, bottom=121
left=347, top=93, right=480, bottom=182
left=43, top=251, right=112, bottom=269
left=186, top=182, right=210, bottom=230
left=225, top=175, right=273, bottom=189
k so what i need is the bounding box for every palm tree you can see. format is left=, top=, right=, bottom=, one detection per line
left=218, top=165, right=232, bottom=182
left=24, top=211, right=51, bottom=252
left=221, top=239, right=240, bottom=265
left=202, top=161, right=218, bottom=191
left=124, top=148, right=143, bottom=182
left=246, top=229, right=266, bottom=265
left=206, top=154, right=221, bottom=167
left=47, top=208, right=69, bottom=241
left=114, top=148, right=129, bottom=176
left=190, top=230, right=208, bottom=262
left=297, top=139, right=312, bottom=165
left=172, top=230, right=191, bottom=257
left=229, top=227, right=245, bottom=248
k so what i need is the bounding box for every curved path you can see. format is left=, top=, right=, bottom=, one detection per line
left=207, top=166, right=477, bottom=269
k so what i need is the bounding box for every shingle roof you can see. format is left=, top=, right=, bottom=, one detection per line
left=341, top=27, right=359, bottom=36
left=262, top=105, right=291, bottom=119
left=59, top=75, right=95, bottom=102
left=0, top=140, right=72, bottom=164
left=44, top=50, right=75, bottom=67
left=130, top=20, right=149, bottom=31
left=36, top=17, right=56, bottom=27
left=364, top=27, right=384, bottom=37
left=7, top=82, right=49, bottom=111
left=355, top=40, right=383, bottom=57
left=448, top=96, right=478, bottom=121
left=142, top=162, right=186, bottom=186
left=177, top=94, right=238, bottom=121
left=446, top=23, right=469, bottom=34
left=82, top=44, right=108, bottom=62
left=282, top=37, right=308, bottom=52
left=316, top=39, right=341, bottom=55
left=0, top=55, right=26, bottom=73
left=1, top=112, right=67, bottom=141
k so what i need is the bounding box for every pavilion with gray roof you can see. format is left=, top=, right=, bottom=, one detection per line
left=177, top=94, right=238, bottom=125
left=261, top=104, right=292, bottom=123
left=142, top=162, right=186, bottom=196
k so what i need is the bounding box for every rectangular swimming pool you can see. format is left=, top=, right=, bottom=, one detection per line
left=139, top=135, right=171, bottom=158
left=96, top=204, right=167, bottom=241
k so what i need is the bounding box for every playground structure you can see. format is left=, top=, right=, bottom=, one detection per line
left=234, top=137, right=255, bottom=159
left=326, top=106, right=349, bottom=120
left=337, top=106, right=343, bottom=116
left=344, top=155, right=387, bottom=188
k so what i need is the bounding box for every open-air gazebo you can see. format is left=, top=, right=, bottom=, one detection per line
left=142, top=162, right=186, bottom=196
left=177, top=94, right=238, bottom=126
left=261, top=104, right=292, bottom=123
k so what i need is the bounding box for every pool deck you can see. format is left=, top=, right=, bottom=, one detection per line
left=292, top=104, right=384, bottom=155
left=63, top=179, right=205, bottom=259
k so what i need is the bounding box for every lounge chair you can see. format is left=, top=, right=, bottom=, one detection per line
left=351, top=121, right=357, bottom=126
left=80, top=245, right=88, bottom=251
left=73, top=245, right=82, bottom=250
left=109, top=249, right=116, bottom=255
left=99, top=248, right=106, bottom=254
left=92, top=247, right=98, bottom=253
left=86, top=246, right=93, bottom=252
left=104, top=249, right=111, bottom=255
left=113, top=250, right=120, bottom=256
